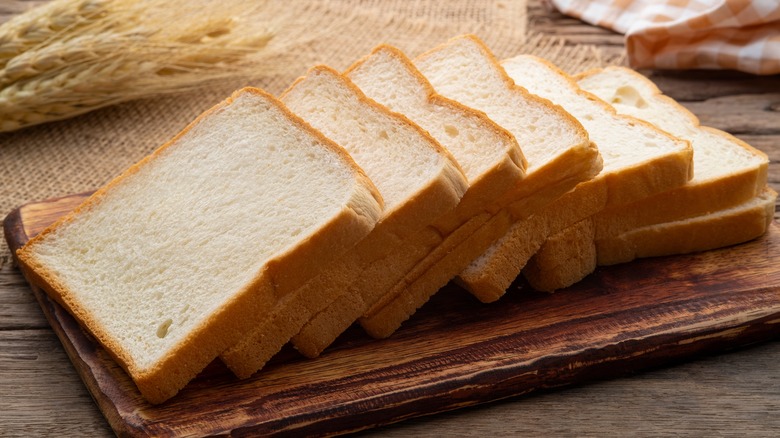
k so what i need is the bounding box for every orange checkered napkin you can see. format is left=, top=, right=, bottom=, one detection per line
left=548, top=0, right=780, bottom=75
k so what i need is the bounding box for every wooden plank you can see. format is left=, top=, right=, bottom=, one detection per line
left=649, top=72, right=780, bottom=102
left=0, top=329, right=112, bottom=436
left=680, top=94, right=780, bottom=135
left=527, top=1, right=625, bottom=47
left=0, top=197, right=49, bottom=329
left=525, top=0, right=627, bottom=62
left=370, top=341, right=780, bottom=437
left=758, top=132, right=780, bottom=218
left=1, top=330, right=777, bottom=438
left=731, top=134, right=780, bottom=153
left=5, top=194, right=780, bottom=437
left=0, top=268, right=48, bottom=330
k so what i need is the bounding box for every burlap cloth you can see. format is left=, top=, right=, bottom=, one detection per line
left=0, top=0, right=621, bottom=267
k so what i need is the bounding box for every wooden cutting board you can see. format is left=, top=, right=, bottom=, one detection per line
left=5, top=193, right=780, bottom=437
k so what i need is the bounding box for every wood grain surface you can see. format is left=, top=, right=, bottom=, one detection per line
left=2, top=1, right=780, bottom=437
left=5, top=192, right=780, bottom=436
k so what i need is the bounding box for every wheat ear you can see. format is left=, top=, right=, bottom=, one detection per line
left=0, top=0, right=275, bottom=133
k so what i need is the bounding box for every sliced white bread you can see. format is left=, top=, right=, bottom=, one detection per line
left=522, top=66, right=770, bottom=292
left=596, top=187, right=776, bottom=265
left=578, top=66, right=769, bottom=237
left=357, top=35, right=602, bottom=339
left=15, top=88, right=384, bottom=403
left=524, top=188, right=777, bottom=291
left=455, top=180, right=606, bottom=300
left=414, top=35, right=600, bottom=219
left=289, top=45, right=526, bottom=358
left=348, top=45, right=527, bottom=226
left=456, top=56, right=695, bottom=303
left=219, top=66, right=469, bottom=377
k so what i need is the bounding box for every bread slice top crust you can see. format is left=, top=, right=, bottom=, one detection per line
left=501, top=55, right=693, bottom=206
left=576, top=66, right=769, bottom=235
left=577, top=66, right=767, bottom=185
left=455, top=57, right=691, bottom=303
left=16, top=87, right=383, bottom=402
left=345, top=44, right=526, bottom=228
left=281, top=65, right=469, bottom=238
left=414, top=35, right=599, bottom=207
left=349, top=36, right=600, bottom=336
left=218, top=64, right=471, bottom=378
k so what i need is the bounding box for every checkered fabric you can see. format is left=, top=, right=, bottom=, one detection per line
left=549, top=0, right=780, bottom=74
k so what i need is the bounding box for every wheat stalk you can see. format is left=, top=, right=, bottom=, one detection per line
left=0, top=0, right=275, bottom=132
left=0, top=0, right=106, bottom=68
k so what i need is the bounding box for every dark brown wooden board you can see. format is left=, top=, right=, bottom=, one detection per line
left=4, top=193, right=780, bottom=437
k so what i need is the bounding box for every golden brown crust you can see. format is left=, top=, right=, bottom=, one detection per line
left=346, top=43, right=528, bottom=174
left=390, top=163, right=605, bottom=311
left=595, top=163, right=765, bottom=238
left=221, top=62, right=474, bottom=376
left=523, top=218, right=597, bottom=293
left=291, top=223, right=445, bottom=358
left=575, top=66, right=702, bottom=129
left=18, top=92, right=254, bottom=396
left=428, top=94, right=527, bottom=179
left=596, top=188, right=777, bottom=266
left=457, top=58, right=695, bottom=302
left=355, top=36, right=603, bottom=337
left=220, top=218, right=412, bottom=375
left=503, top=141, right=602, bottom=219
left=283, top=64, right=469, bottom=237
left=459, top=179, right=609, bottom=302
left=453, top=211, right=547, bottom=302
left=419, top=35, right=595, bottom=174
left=427, top=92, right=527, bottom=233
left=264, top=193, right=382, bottom=299
left=292, top=213, right=488, bottom=352
left=523, top=189, right=776, bottom=291
left=599, top=141, right=694, bottom=207
left=508, top=55, right=695, bottom=205
left=573, top=67, right=768, bottom=237
left=360, top=209, right=515, bottom=339
left=16, top=87, right=384, bottom=404
left=411, top=164, right=603, bottom=307
left=347, top=45, right=527, bottom=235
left=284, top=64, right=467, bottom=180
left=416, top=34, right=515, bottom=91
left=445, top=36, right=596, bottom=210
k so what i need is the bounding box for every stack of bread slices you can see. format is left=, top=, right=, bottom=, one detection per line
left=15, top=34, right=774, bottom=404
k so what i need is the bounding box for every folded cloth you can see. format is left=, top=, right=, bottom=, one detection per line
left=548, top=0, right=780, bottom=75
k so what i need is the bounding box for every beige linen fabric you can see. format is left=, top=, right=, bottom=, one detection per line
left=0, top=0, right=616, bottom=266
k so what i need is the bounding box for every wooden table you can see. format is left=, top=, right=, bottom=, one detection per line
left=1, top=1, right=779, bottom=436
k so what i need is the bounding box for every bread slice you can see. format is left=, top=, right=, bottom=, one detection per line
left=347, top=45, right=527, bottom=227
left=522, top=66, right=770, bottom=291
left=288, top=45, right=526, bottom=358
left=598, top=188, right=777, bottom=265
left=524, top=188, right=777, bottom=291
left=455, top=179, right=606, bottom=300
left=218, top=66, right=469, bottom=377
left=357, top=35, right=602, bottom=339
left=578, top=66, right=769, bottom=237
left=15, top=87, right=384, bottom=403
left=456, top=56, right=695, bottom=303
